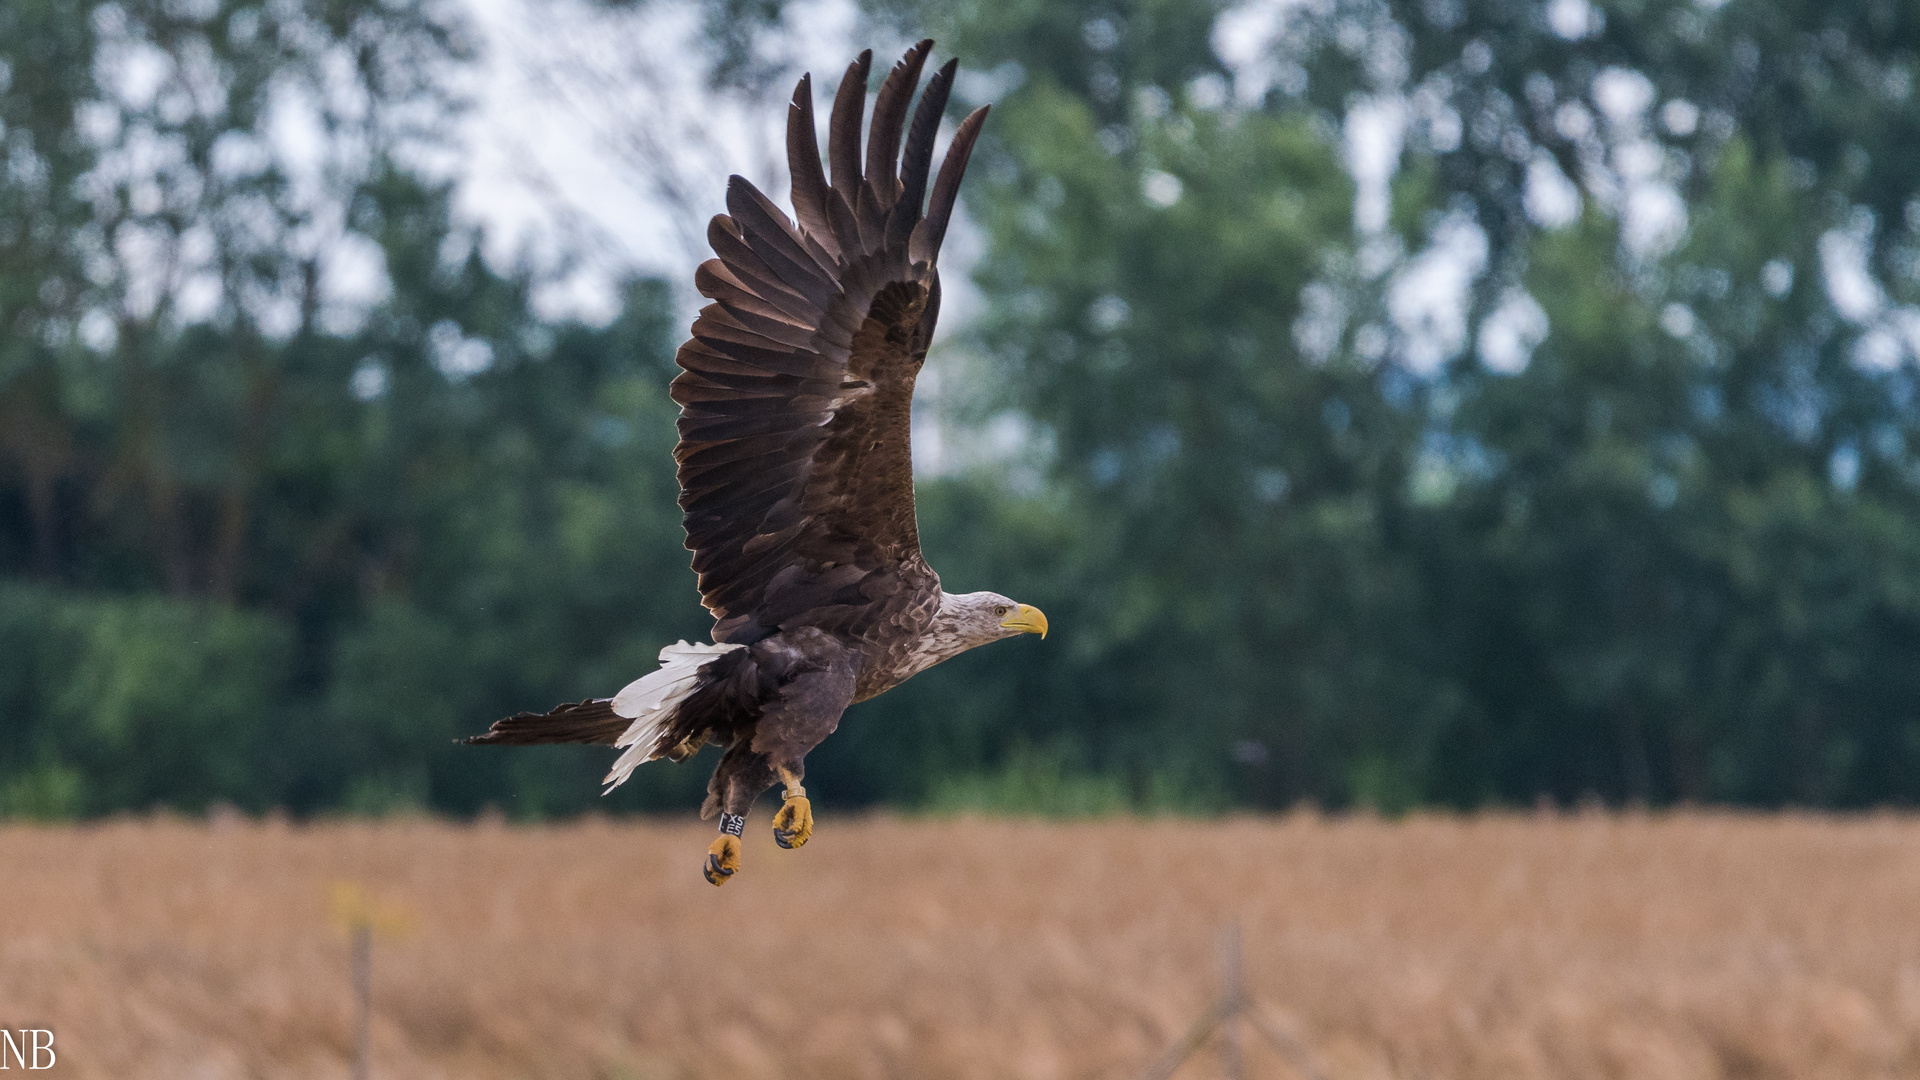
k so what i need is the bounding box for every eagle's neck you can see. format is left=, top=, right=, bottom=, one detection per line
left=898, top=590, right=988, bottom=680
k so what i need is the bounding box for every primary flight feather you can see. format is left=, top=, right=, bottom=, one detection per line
left=467, top=42, right=1047, bottom=885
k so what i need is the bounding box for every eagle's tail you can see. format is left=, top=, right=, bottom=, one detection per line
left=463, top=697, right=630, bottom=746
left=602, top=641, right=747, bottom=791
left=464, top=642, right=750, bottom=786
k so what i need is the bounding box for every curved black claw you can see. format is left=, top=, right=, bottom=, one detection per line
left=772, top=795, right=813, bottom=849
left=705, top=835, right=741, bottom=885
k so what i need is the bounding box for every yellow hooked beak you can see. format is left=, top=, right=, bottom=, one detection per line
left=1000, top=603, right=1049, bottom=639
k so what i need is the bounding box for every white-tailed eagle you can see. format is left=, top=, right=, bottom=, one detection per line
left=468, top=42, right=1047, bottom=885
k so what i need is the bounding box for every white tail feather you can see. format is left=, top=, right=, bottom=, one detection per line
left=601, top=641, right=744, bottom=791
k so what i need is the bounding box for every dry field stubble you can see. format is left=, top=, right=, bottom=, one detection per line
left=2, top=812, right=1920, bottom=1079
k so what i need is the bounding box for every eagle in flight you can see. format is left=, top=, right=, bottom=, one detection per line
left=468, top=42, right=1047, bottom=885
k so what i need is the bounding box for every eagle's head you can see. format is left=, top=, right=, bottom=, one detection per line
left=947, top=590, right=1049, bottom=645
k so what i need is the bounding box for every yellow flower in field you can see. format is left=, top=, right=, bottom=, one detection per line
left=328, top=881, right=415, bottom=938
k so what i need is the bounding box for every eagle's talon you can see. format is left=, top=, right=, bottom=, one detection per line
left=772, top=795, right=813, bottom=849
left=704, top=834, right=741, bottom=885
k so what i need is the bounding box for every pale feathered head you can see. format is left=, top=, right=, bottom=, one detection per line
left=944, top=590, right=1048, bottom=647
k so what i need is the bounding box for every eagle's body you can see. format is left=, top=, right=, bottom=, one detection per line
left=468, top=42, right=1045, bottom=884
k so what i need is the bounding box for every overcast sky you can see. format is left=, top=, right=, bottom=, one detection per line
left=446, top=0, right=1550, bottom=377
left=444, top=0, right=1894, bottom=381
left=452, top=0, right=868, bottom=322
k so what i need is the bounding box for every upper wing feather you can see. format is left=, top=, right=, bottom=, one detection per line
left=671, top=41, right=989, bottom=645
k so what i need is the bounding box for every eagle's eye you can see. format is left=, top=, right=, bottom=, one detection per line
left=994, top=605, right=1011, bottom=617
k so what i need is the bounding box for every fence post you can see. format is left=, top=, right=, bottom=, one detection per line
left=332, top=882, right=413, bottom=1080
left=1137, top=920, right=1334, bottom=1080
left=352, top=921, right=371, bottom=1080
left=1220, top=921, right=1243, bottom=1080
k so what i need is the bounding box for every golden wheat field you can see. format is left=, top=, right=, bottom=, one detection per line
left=4, top=812, right=1920, bottom=1079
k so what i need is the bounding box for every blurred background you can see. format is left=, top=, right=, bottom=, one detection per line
left=4, top=0, right=1920, bottom=823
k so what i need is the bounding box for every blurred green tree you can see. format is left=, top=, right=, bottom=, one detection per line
left=0, top=1, right=710, bottom=815
left=1269, top=0, right=1920, bottom=804
left=7, top=0, right=1920, bottom=817
left=703, top=0, right=1920, bottom=810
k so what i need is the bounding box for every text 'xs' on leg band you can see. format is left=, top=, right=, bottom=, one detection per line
left=719, top=813, right=746, bottom=837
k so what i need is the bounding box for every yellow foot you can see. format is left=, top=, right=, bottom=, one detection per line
left=772, top=795, right=813, bottom=849
left=704, top=835, right=741, bottom=886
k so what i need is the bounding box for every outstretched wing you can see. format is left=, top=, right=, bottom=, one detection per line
left=672, top=41, right=988, bottom=645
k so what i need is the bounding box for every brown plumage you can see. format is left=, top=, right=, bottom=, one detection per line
left=466, top=43, right=1046, bottom=884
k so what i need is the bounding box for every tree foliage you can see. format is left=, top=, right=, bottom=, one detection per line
left=5, top=0, right=1920, bottom=816
left=0, top=0, right=710, bottom=815
left=814, top=0, right=1920, bottom=808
